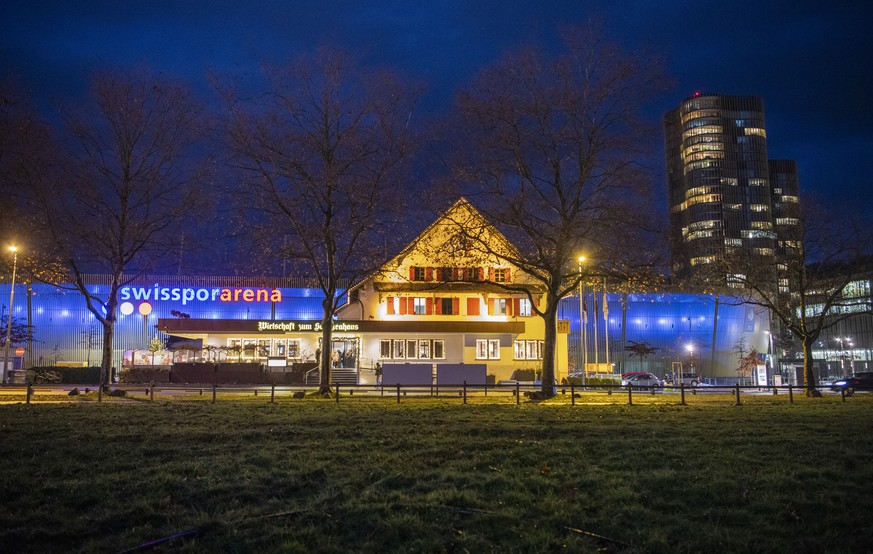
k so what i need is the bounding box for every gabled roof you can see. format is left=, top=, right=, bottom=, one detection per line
left=344, top=197, right=522, bottom=294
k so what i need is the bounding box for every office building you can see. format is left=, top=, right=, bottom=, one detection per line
left=664, top=93, right=801, bottom=288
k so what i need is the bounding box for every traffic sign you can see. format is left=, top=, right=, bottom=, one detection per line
left=14, top=347, right=25, bottom=356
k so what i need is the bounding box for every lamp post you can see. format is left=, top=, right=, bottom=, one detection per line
left=684, top=343, right=693, bottom=387
left=3, top=245, right=19, bottom=384
left=577, top=255, right=586, bottom=385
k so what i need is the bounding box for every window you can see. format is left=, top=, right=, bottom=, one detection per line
left=418, top=340, right=431, bottom=359
left=493, top=268, right=508, bottom=282
left=439, top=267, right=454, bottom=281
left=518, top=298, right=532, bottom=317
left=287, top=339, right=301, bottom=359
left=441, top=298, right=454, bottom=315
left=413, top=297, right=427, bottom=315
left=274, top=339, right=287, bottom=357
left=393, top=339, right=406, bottom=359
left=380, top=338, right=446, bottom=360
left=526, top=340, right=542, bottom=360
left=514, top=340, right=544, bottom=360
left=491, top=298, right=507, bottom=316
left=412, top=267, right=426, bottom=281
left=476, top=339, right=501, bottom=360
left=463, top=267, right=480, bottom=281
left=406, top=340, right=418, bottom=359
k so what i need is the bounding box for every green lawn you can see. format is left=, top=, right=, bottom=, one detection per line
left=1, top=395, right=872, bottom=553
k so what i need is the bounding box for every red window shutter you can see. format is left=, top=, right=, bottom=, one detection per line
left=408, top=298, right=415, bottom=314
left=386, top=297, right=395, bottom=315
left=453, top=268, right=460, bottom=281
left=513, top=298, right=520, bottom=316
left=399, top=297, right=408, bottom=315
left=489, top=267, right=495, bottom=281
left=410, top=266, right=416, bottom=281
left=426, top=297, right=433, bottom=315
left=506, top=268, right=511, bottom=282
left=478, top=267, right=484, bottom=281
left=426, top=267, right=433, bottom=281
left=467, top=298, right=479, bottom=316
left=434, top=297, right=441, bottom=315
left=488, top=298, right=495, bottom=315
left=453, top=297, right=459, bottom=315
left=435, top=268, right=442, bottom=281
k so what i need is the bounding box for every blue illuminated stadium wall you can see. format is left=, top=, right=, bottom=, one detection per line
left=559, top=292, right=771, bottom=379
left=2, top=274, right=770, bottom=380
left=3, top=275, right=326, bottom=370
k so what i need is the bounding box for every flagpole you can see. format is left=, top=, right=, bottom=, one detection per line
left=603, top=277, right=610, bottom=373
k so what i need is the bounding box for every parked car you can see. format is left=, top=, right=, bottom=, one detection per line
left=621, top=371, right=649, bottom=380
left=621, top=372, right=663, bottom=389
left=830, top=372, right=873, bottom=394
left=667, top=372, right=701, bottom=387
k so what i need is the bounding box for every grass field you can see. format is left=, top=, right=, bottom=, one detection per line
left=1, top=394, right=872, bottom=553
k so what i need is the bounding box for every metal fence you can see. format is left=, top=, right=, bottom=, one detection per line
left=0, top=382, right=862, bottom=406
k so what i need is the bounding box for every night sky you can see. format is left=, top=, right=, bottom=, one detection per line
left=3, top=0, right=872, bottom=216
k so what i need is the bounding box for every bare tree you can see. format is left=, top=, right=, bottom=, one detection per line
left=443, top=27, right=666, bottom=397
left=32, top=69, right=205, bottom=385
left=221, top=46, right=416, bottom=394
left=718, top=200, right=873, bottom=395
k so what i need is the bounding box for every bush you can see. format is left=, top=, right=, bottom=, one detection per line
left=30, top=366, right=101, bottom=384
left=567, top=376, right=620, bottom=386
left=119, top=367, right=171, bottom=383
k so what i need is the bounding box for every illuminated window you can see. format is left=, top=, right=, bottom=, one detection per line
left=433, top=340, right=445, bottom=359
left=680, top=109, right=720, bottom=124
left=492, top=298, right=507, bottom=316
left=748, top=178, right=768, bottom=186
left=725, top=238, right=742, bottom=246
left=742, top=230, right=777, bottom=240
left=393, top=339, right=406, bottom=358
left=688, top=220, right=722, bottom=231
left=686, top=230, right=715, bottom=240
left=776, top=217, right=799, bottom=226
left=781, top=195, right=799, bottom=203
left=413, top=298, right=427, bottom=315
left=476, top=339, right=501, bottom=360
left=514, top=340, right=544, bottom=360
left=519, top=298, right=532, bottom=316
left=690, top=256, right=716, bottom=266
left=744, top=127, right=767, bottom=137
left=749, top=204, right=770, bottom=212
left=751, top=221, right=773, bottom=229
left=753, top=248, right=775, bottom=256
left=682, top=125, right=723, bottom=140
left=418, top=340, right=431, bottom=358
left=380, top=340, right=391, bottom=358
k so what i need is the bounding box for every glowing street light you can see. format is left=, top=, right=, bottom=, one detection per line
left=2, top=245, right=19, bottom=383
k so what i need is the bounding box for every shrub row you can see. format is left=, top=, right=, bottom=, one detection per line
left=30, top=366, right=102, bottom=384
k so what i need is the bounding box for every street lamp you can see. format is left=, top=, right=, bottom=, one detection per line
left=3, top=245, right=19, bottom=384
left=577, top=255, right=586, bottom=385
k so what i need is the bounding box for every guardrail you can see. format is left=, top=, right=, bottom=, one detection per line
left=0, top=381, right=861, bottom=406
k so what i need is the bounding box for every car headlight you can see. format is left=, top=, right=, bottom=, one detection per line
left=834, top=380, right=847, bottom=386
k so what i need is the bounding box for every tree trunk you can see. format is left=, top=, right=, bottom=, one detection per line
left=539, top=302, right=559, bottom=398
left=100, top=320, right=114, bottom=386
left=802, top=336, right=817, bottom=396
left=318, top=295, right=334, bottom=396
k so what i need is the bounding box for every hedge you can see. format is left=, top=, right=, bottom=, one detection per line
left=30, top=366, right=102, bottom=384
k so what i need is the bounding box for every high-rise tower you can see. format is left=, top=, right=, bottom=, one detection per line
left=664, top=93, right=801, bottom=288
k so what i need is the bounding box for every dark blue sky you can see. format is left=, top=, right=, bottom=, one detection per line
left=3, top=0, right=872, bottom=212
